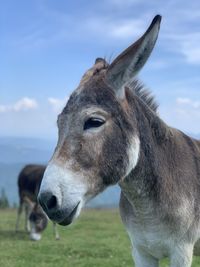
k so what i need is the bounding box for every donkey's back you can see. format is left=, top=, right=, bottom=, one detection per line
left=18, top=164, right=45, bottom=202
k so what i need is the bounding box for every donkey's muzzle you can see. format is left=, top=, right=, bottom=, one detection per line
left=38, top=163, right=84, bottom=225
left=38, top=191, right=80, bottom=225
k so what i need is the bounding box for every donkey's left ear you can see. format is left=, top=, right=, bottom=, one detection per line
left=106, top=15, right=161, bottom=98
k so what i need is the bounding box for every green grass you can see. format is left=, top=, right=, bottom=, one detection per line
left=0, top=209, right=200, bottom=267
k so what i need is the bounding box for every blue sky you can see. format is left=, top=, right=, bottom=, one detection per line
left=1, top=0, right=200, bottom=139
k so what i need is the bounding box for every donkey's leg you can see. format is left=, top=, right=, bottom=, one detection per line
left=25, top=204, right=31, bottom=232
left=53, top=222, right=60, bottom=240
left=15, top=202, right=23, bottom=232
left=169, top=244, right=193, bottom=267
left=132, top=246, right=159, bottom=267
left=193, top=239, right=200, bottom=256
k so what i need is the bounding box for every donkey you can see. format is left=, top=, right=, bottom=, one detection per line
left=38, top=15, right=200, bottom=266
left=16, top=164, right=59, bottom=240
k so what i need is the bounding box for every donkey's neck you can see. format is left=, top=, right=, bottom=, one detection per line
left=119, top=89, right=170, bottom=210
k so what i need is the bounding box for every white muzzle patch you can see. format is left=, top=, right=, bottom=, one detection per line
left=30, top=232, right=41, bottom=241
left=38, top=162, right=87, bottom=224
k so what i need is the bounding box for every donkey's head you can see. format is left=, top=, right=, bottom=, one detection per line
left=38, top=15, right=161, bottom=225
left=29, top=203, right=48, bottom=241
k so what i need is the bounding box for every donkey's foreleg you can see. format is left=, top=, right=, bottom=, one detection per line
left=169, top=244, right=193, bottom=267
left=24, top=204, right=31, bottom=232
left=132, top=246, right=159, bottom=267
left=53, top=222, right=60, bottom=240
left=15, top=202, right=23, bottom=232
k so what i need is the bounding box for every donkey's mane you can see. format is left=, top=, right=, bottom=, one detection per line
left=129, top=80, right=158, bottom=113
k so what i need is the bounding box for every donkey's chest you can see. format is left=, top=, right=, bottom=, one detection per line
left=126, top=221, right=172, bottom=259
left=119, top=193, right=188, bottom=259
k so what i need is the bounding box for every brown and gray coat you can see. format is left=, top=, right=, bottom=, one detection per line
left=38, top=15, right=200, bottom=266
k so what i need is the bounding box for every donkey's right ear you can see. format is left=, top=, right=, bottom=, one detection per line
left=106, top=15, right=161, bottom=99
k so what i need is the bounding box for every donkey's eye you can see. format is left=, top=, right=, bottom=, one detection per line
left=84, top=118, right=105, bottom=131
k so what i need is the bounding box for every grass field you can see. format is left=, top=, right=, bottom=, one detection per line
left=0, top=209, right=200, bottom=267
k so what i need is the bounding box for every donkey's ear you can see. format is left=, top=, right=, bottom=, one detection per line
left=106, top=15, right=161, bottom=98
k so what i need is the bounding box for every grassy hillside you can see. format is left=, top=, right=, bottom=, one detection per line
left=0, top=209, right=200, bottom=267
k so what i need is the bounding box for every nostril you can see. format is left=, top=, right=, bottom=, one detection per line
left=38, top=192, right=58, bottom=213
left=46, top=195, right=57, bottom=210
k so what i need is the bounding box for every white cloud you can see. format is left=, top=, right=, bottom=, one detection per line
left=148, top=59, right=169, bottom=70
left=13, top=1, right=152, bottom=50
left=0, top=97, right=38, bottom=113
left=82, top=16, right=147, bottom=42
left=10, top=0, right=200, bottom=67
left=13, top=97, right=38, bottom=111
left=110, top=19, right=145, bottom=39
left=160, top=104, right=200, bottom=135
left=0, top=106, right=7, bottom=113
left=159, top=95, right=200, bottom=134
left=181, top=38, right=200, bottom=65
left=176, top=97, right=191, bottom=105
left=48, top=97, right=68, bottom=113
left=164, top=32, right=200, bottom=64
left=176, top=97, right=200, bottom=109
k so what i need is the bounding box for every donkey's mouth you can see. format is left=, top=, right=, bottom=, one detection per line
left=58, top=201, right=81, bottom=226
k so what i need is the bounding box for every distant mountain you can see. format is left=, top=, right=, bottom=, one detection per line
left=0, top=162, right=24, bottom=205
left=0, top=137, right=56, bottom=164
left=0, top=136, right=120, bottom=207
